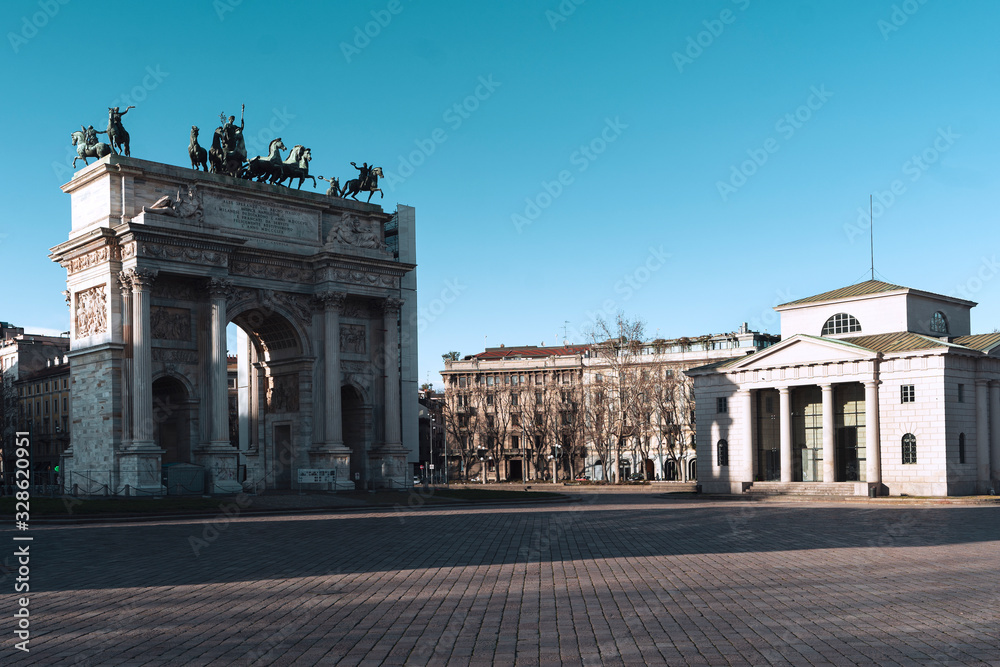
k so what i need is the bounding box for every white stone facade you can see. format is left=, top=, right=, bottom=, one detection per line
left=688, top=281, right=1000, bottom=497
left=51, top=156, right=418, bottom=494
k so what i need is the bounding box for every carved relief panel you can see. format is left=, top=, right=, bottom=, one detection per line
left=75, top=285, right=108, bottom=338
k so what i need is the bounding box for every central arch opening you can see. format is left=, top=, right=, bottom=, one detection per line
left=226, top=306, right=306, bottom=490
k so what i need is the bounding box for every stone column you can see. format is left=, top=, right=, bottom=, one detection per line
left=382, top=298, right=404, bottom=448
left=779, top=386, right=792, bottom=483
left=118, top=272, right=133, bottom=447
left=865, top=380, right=881, bottom=487
left=739, top=390, right=753, bottom=484
left=976, top=379, right=990, bottom=492
left=319, top=291, right=346, bottom=447
left=129, top=268, right=157, bottom=447
left=208, top=279, right=233, bottom=448
left=821, top=383, right=835, bottom=483
left=990, top=381, right=1000, bottom=489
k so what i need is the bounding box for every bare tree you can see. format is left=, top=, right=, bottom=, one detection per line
left=585, top=314, right=647, bottom=483
left=442, top=387, right=477, bottom=482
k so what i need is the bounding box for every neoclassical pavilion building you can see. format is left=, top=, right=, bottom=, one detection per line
left=687, top=281, right=1000, bottom=497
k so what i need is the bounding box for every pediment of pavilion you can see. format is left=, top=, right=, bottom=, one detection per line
left=727, top=334, right=876, bottom=372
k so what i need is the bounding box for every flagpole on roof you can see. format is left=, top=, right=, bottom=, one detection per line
left=870, top=194, right=875, bottom=281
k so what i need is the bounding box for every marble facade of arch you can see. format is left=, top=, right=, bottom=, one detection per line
left=51, top=156, right=418, bottom=494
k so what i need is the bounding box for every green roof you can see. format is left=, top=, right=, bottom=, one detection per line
left=778, top=280, right=907, bottom=307
left=840, top=332, right=949, bottom=354
left=953, top=333, right=1000, bottom=352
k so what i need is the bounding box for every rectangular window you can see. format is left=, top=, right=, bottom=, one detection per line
left=63, top=379, right=68, bottom=390
left=63, top=397, right=68, bottom=412
left=717, top=440, right=729, bottom=467
left=901, top=385, right=915, bottom=403
left=665, top=369, right=674, bottom=377
left=511, top=394, right=519, bottom=406
left=487, top=376, right=495, bottom=386
left=535, top=375, right=542, bottom=385
left=459, top=376, right=467, bottom=388
left=486, top=393, right=494, bottom=406
left=535, top=391, right=542, bottom=403
left=717, top=397, right=728, bottom=413
left=512, top=414, right=520, bottom=427
left=534, top=412, right=543, bottom=426
left=511, top=435, right=519, bottom=449
left=957, top=384, right=964, bottom=403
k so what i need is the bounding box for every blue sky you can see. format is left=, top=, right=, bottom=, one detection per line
left=3, top=0, right=1000, bottom=388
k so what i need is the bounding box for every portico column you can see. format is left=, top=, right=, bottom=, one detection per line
left=319, top=291, right=346, bottom=447
left=779, top=386, right=792, bottom=483
left=208, top=279, right=233, bottom=447
left=976, top=379, right=990, bottom=492
left=128, top=268, right=157, bottom=447
left=990, top=381, right=1000, bottom=489
left=118, top=272, right=133, bottom=447
left=739, top=390, right=753, bottom=483
left=821, top=383, right=835, bottom=483
left=381, top=298, right=405, bottom=447
left=865, top=380, right=881, bottom=487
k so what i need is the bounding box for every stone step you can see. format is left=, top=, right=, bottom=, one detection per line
left=748, top=482, right=863, bottom=496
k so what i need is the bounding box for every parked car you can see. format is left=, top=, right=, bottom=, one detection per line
left=575, top=475, right=590, bottom=481
left=628, top=472, right=644, bottom=481
left=413, top=476, right=421, bottom=485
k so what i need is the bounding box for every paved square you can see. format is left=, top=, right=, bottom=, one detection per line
left=4, top=494, right=999, bottom=665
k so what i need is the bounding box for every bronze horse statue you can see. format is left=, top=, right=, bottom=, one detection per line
left=106, top=105, right=134, bottom=157
left=272, top=145, right=316, bottom=189
left=71, top=130, right=111, bottom=168
left=242, top=138, right=287, bottom=182
left=341, top=166, right=384, bottom=202
left=189, top=126, right=208, bottom=171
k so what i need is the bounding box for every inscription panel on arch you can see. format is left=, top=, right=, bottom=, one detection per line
left=204, top=193, right=320, bottom=241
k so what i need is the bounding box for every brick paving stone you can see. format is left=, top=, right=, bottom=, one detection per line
left=3, top=496, right=1000, bottom=665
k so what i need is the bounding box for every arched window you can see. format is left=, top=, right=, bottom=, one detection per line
left=821, top=313, right=862, bottom=335
left=902, top=433, right=917, bottom=464
left=958, top=433, right=966, bottom=464
left=717, top=439, right=729, bottom=467
left=930, top=311, right=948, bottom=334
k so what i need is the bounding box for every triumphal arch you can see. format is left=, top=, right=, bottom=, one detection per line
left=50, top=156, right=418, bottom=494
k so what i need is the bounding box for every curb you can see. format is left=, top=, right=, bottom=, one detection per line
left=25, top=494, right=578, bottom=526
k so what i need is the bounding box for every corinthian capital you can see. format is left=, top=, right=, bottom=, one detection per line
left=380, top=297, right=405, bottom=315
left=207, top=278, right=235, bottom=299
left=316, top=290, right=347, bottom=313
left=122, top=267, right=158, bottom=289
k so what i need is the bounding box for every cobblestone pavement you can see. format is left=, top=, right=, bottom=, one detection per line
left=4, top=493, right=1000, bottom=666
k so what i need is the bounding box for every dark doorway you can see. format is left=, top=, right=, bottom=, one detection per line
left=509, top=459, right=523, bottom=481
left=342, top=385, right=366, bottom=487
left=834, top=383, right=866, bottom=482
left=644, top=459, right=655, bottom=479
left=273, top=424, right=292, bottom=489
left=756, top=389, right=780, bottom=481
left=152, top=376, right=189, bottom=464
